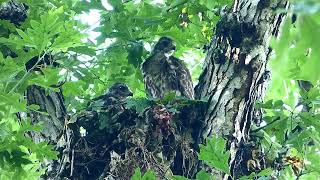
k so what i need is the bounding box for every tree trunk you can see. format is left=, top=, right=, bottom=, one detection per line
left=26, top=86, right=66, bottom=144
left=195, top=0, right=289, bottom=178
left=26, top=85, right=73, bottom=179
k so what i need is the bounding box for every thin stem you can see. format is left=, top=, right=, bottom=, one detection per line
left=9, top=52, right=47, bottom=93
left=251, top=117, right=281, bottom=133
left=166, top=0, right=189, bottom=12
left=123, top=0, right=134, bottom=3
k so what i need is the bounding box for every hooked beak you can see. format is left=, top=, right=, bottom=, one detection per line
left=169, top=42, right=176, bottom=51
left=128, top=91, right=133, bottom=96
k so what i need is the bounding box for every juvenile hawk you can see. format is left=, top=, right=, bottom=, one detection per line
left=85, top=82, right=133, bottom=131
left=87, top=82, right=133, bottom=111
left=141, top=37, right=194, bottom=99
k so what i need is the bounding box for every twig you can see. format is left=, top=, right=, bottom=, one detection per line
left=166, top=0, right=189, bottom=12
left=251, top=117, right=281, bottom=133
left=9, top=52, right=47, bottom=93
left=82, top=63, right=107, bottom=85
left=70, top=149, right=75, bottom=176
left=123, top=0, right=134, bottom=3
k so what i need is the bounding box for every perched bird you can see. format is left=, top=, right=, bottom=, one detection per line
left=141, top=37, right=194, bottom=99
left=84, top=82, right=133, bottom=132
left=87, top=82, right=133, bottom=111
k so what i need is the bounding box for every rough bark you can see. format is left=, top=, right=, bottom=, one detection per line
left=26, top=85, right=74, bottom=179
left=194, top=0, right=289, bottom=178
left=26, top=86, right=66, bottom=144
left=0, top=0, right=28, bottom=25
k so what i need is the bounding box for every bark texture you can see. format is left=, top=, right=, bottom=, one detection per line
left=26, top=86, right=66, bottom=144
left=0, top=0, right=28, bottom=25
left=26, top=85, right=73, bottom=179
left=195, top=0, right=289, bottom=178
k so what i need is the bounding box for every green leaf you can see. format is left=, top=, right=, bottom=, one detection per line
left=167, top=0, right=189, bottom=10
left=28, top=68, right=61, bottom=88
left=270, top=14, right=320, bottom=86
left=131, top=168, right=143, bottom=180
left=0, top=93, right=26, bottom=114
left=199, top=136, right=230, bottom=175
left=128, top=41, right=144, bottom=67
left=196, top=170, right=214, bottom=180
left=69, top=46, right=96, bottom=56
left=141, top=170, right=156, bottom=180
left=257, top=168, right=273, bottom=177
left=305, top=147, right=320, bottom=174
left=51, top=23, right=84, bottom=52
left=171, top=175, right=190, bottom=180
left=199, top=0, right=232, bottom=10
left=62, top=81, right=85, bottom=97
left=0, top=54, right=24, bottom=83
left=295, top=15, right=320, bottom=84
left=131, top=168, right=156, bottom=180
left=125, top=97, right=152, bottom=115
left=28, top=104, right=40, bottom=111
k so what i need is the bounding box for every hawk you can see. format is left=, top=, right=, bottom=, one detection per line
left=141, top=37, right=194, bottom=99
left=87, top=82, right=133, bottom=111
left=85, top=82, right=133, bottom=131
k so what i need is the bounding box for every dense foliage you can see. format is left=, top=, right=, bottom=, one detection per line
left=0, top=0, right=319, bottom=179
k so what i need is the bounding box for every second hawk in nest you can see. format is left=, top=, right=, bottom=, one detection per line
left=141, top=37, right=194, bottom=99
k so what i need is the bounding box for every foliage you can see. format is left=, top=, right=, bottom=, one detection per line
left=199, top=136, right=230, bottom=175
left=125, top=97, right=153, bottom=115
left=239, top=168, right=273, bottom=180
left=0, top=0, right=83, bottom=179
left=75, top=0, right=232, bottom=98
left=195, top=170, right=214, bottom=180
left=268, top=0, right=320, bottom=103
left=131, top=168, right=156, bottom=180
left=171, top=136, right=229, bottom=180
left=258, top=1, right=320, bottom=179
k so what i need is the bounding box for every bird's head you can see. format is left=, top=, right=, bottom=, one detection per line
left=108, top=82, right=133, bottom=101
left=153, top=37, right=176, bottom=56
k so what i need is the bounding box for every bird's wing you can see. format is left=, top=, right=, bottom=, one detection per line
left=141, top=57, right=151, bottom=97
left=141, top=55, right=162, bottom=98
left=169, top=56, right=194, bottom=99
left=87, top=94, right=120, bottom=111
left=86, top=94, right=105, bottom=110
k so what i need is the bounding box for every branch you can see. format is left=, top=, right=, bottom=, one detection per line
left=251, top=117, right=281, bottom=133
left=9, top=52, right=47, bottom=93
left=166, top=0, right=189, bottom=12
left=123, top=0, right=134, bottom=3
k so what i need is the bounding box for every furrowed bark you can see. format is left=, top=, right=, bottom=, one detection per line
left=26, top=85, right=72, bottom=179
left=195, top=0, right=288, bottom=178
left=0, top=0, right=28, bottom=25
left=26, top=86, right=66, bottom=144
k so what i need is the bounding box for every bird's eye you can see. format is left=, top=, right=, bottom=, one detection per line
left=119, top=85, right=128, bottom=90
